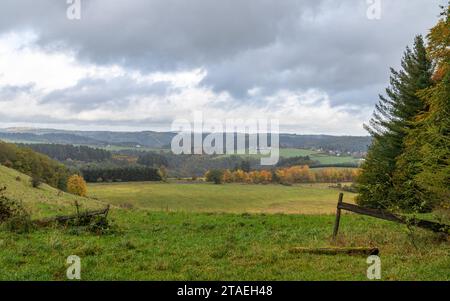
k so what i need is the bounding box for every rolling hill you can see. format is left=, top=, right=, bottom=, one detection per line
left=0, top=128, right=371, bottom=153
left=0, top=165, right=103, bottom=219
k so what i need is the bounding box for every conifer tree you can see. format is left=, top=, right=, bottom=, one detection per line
left=357, top=35, right=434, bottom=209
left=394, top=5, right=450, bottom=211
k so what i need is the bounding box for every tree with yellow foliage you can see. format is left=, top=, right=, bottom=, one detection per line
left=67, top=174, right=88, bottom=197
left=222, top=169, right=233, bottom=183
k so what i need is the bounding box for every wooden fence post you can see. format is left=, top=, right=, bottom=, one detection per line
left=332, top=193, right=344, bottom=240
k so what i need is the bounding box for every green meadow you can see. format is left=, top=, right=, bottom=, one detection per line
left=1, top=210, right=449, bottom=280
left=0, top=165, right=448, bottom=280
left=88, top=182, right=354, bottom=214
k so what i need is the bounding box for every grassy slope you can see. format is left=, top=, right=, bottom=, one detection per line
left=0, top=165, right=103, bottom=218
left=88, top=182, right=355, bottom=214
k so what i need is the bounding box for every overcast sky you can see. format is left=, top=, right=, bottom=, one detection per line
left=0, top=0, right=445, bottom=135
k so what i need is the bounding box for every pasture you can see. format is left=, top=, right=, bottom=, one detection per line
left=1, top=210, right=449, bottom=280
left=278, top=148, right=361, bottom=165
left=209, top=148, right=361, bottom=165
left=88, top=182, right=354, bottom=214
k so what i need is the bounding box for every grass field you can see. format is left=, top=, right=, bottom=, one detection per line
left=1, top=210, right=449, bottom=280
left=211, top=148, right=361, bottom=165
left=279, top=148, right=361, bottom=165
left=88, top=182, right=354, bottom=214
left=0, top=166, right=449, bottom=280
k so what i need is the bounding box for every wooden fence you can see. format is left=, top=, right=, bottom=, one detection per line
left=332, top=193, right=450, bottom=240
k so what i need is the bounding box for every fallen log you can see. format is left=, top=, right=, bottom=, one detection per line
left=289, top=247, right=379, bottom=256
left=33, top=205, right=110, bottom=227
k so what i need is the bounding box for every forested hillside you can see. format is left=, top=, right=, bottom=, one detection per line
left=21, top=143, right=111, bottom=162
left=0, top=141, right=71, bottom=190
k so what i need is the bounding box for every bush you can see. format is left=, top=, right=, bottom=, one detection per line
left=2, top=160, right=13, bottom=168
left=205, top=169, right=223, bottom=184
left=158, top=166, right=168, bottom=182
left=66, top=214, right=117, bottom=235
left=3, top=213, right=33, bottom=233
left=30, top=176, right=42, bottom=188
left=67, top=175, right=88, bottom=197
left=0, top=187, right=33, bottom=233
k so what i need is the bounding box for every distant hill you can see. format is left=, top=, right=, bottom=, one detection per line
left=0, top=128, right=371, bottom=153
left=0, top=132, right=107, bottom=145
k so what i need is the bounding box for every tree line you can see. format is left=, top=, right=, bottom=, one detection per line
left=21, top=143, right=111, bottom=162
left=205, top=166, right=360, bottom=185
left=81, top=166, right=162, bottom=183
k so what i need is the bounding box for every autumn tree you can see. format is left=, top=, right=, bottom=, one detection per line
left=222, top=169, right=233, bottom=183
left=67, top=175, right=88, bottom=197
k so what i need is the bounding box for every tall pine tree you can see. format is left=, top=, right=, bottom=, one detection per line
left=357, top=35, right=434, bottom=210
left=394, top=5, right=450, bottom=211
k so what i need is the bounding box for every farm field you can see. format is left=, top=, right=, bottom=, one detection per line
left=88, top=182, right=354, bottom=214
left=279, top=148, right=361, bottom=165
left=222, top=148, right=361, bottom=165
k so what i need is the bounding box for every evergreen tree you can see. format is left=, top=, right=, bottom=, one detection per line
left=394, top=5, right=450, bottom=211
left=357, top=35, right=434, bottom=209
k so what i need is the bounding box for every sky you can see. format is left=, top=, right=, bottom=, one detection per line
left=0, top=0, right=445, bottom=135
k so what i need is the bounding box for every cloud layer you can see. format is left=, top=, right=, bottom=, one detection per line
left=0, top=0, right=445, bottom=134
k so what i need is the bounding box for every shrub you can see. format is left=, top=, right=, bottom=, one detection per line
left=30, top=176, right=42, bottom=188
left=205, top=169, right=223, bottom=184
left=158, top=166, right=168, bottom=182
left=3, top=213, right=33, bottom=233
left=67, top=214, right=116, bottom=235
left=0, top=187, right=33, bottom=233
left=67, top=175, right=88, bottom=197
left=2, top=160, right=13, bottom=168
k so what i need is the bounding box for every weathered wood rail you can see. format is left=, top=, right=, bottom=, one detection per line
left=332, top=193, right=450, bottom=239
left=33, top=205, right=110, bottom=227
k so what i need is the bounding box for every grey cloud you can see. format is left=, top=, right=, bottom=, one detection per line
left=0, top=111, right=177, bottom=129
left=0, top=0, right=445, bottom=115
left=0, top=83, right=35, bottom=101
left=1, top=0, right=318, bottom=68
left=41, top=76, right=174, bottom=111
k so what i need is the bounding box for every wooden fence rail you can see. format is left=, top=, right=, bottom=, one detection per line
left=33, top=205, right=110, bottom=227
left=332, top=193, right=450, bottom=240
